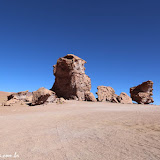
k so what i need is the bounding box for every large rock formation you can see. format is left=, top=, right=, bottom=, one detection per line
left=96, top=86, right=119, bottom=103
left=32, top=87, right=57, bottom=105
left=117, top=92, right=132, bottom=104
left=130, top=80, right=154, bottom=104
left=51, top=54, right=96, bottom=101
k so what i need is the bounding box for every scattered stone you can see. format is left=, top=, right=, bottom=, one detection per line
left=32, top=87, right=56, bottom=105
left=117, top=92, right=132, bottom=104
left=130, top=80, right=154, bottom=104
left=51, top=54, right=95, bottom=101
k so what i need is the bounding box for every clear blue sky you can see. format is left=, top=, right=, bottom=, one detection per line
left=0, top=0, right=160, bottom=104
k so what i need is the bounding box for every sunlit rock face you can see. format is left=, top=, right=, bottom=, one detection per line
left=130, top=80, right=154, bottom=104
left=51, top=54, right=96, bottom=101
left=96, top=86, right=119, bottom=103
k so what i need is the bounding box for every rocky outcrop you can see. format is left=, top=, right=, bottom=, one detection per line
left=31, top=87, right=57, bottom=105
left=96, top=86, right=118, bottom=102
left=130, top=80, right=154, bottom=104
left=51, top=54, right=96, bottom=101
left=117, top=92, right=132, bottom=104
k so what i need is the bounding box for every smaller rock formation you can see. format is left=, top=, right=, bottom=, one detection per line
left=96, top=86, right=132, bottom=104
left=8, top=90, right=32, bottom=102
left=130, top=80, right=154, bottom=104
left=96, top=86, right=118, bottom=102
left=117, top=92, right=132, bottom=104
left=31, top=87, right=57, bottom=105
left=4, top=90, right=33, bottom=106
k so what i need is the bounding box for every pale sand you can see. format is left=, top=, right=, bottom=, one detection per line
left=0, top=94, right=160, bottom=160
left=0, top=91, right=11, bottom=102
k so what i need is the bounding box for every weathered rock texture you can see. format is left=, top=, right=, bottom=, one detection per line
left=117, top=92, right=132, bottom=104
left=2, top=91, right=33, bottom=106
left=51, top=54, right=96, bottom=101
left=130, top=80, right=154, bottom=104
left=96, top=86, right=118, bottom=103
left=96, top=86, right=132, bottom=104
left=32, top=87, right=57, bottom=105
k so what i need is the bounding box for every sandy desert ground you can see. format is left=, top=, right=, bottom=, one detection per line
left=0, top=93, right=160, bottom=160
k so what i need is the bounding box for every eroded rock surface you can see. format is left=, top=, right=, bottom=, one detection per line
left=32, top=87, right=57, bottom=105
left=130, top=80, right=154, bottom=104
left=51, top=54, right=96, bottom=101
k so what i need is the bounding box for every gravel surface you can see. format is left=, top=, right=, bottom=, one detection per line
left=0, top=99, right=160, bottom=160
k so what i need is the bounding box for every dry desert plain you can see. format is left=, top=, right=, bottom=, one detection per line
left=0, top=91, right=160, bottom=160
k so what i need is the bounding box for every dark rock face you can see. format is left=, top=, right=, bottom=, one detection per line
left=51, top=54, right=96, bottom=101
left=130, top=80, right=154, bottom=104
left=32, top=87, right=57, bottom=105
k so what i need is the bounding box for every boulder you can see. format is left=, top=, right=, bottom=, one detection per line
left=96, top=86, right=118, bottom=103
left=85, top=92, right=97, bottom=102
left=32, top=87, right=57, bottom=105
left=130, top=80, right=154, bottom=104
left=117, top=92, right=132, bottom=104
left=51, top=54, right=94, bottom=101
